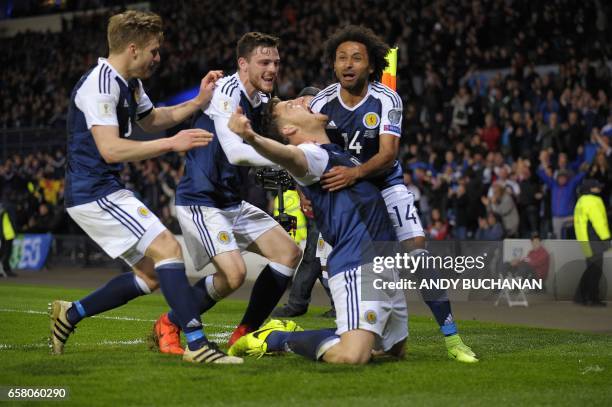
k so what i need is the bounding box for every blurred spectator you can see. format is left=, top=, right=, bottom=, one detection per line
left=588, top=150, right=612, bottom=204
left=483, top=183, right=519, bottom=237
left=426, top=208, right=449, bottom=241
left=475, top=212, right=504, bottom=241
left=537, top=159, right=588, bottom=239
left=503, top=232, right=550, bottom=283
left=480, top=113, right=500, bottom=151
left=448, top=182, right=469, bottom=239
left=22, top=202, right=62, bottom=233
left=515, top=161, right=542, bottom=237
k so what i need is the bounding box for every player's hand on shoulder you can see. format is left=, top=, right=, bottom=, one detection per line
left=170, top=128, right=214, bottom=152
left=196, top=70, right=224, bottom=108
left=320, top=165, right=360, bottom=192
left=228, top=107, right=255, bottom=141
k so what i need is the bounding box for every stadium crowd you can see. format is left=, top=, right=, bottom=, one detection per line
left=1, top=0, right=611, bottom=240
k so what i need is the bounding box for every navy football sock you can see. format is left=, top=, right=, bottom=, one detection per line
left=284, top=329, right=339, bottom=360
left=413, top=249, right=458, bottom=336
left=426, top=300, right=457, bottom=336
left=239, top=263, right=292, bottom=329
left=265, top=331, right=291, bottom=352
left=66, top=273, right=149, bottom=326
left=155, top=260, right=207, bottom=350
left=167, top=275, right=219, bottom=327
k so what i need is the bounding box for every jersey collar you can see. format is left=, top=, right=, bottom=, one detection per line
left=336, top=82, right=371, bottom=112
left=235, top=72, right=263, bottom=107
left=98, top=58, right=128, bottom=87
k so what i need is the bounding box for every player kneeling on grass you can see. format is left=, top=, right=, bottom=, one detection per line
left=226, top=98, right=407, bottom=364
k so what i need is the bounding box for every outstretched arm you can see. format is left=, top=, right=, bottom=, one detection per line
left=138, top=70, right=223, bottom=132
left=228, top=108, right=308, bottom=177
left=92, top=125, right=212, bottom=163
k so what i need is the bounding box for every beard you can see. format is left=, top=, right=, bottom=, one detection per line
left=340, top=73, right=369, bottom=95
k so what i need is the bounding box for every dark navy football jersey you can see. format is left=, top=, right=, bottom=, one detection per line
left=310, top=82, right=404, bottom=190
left=65, top=58, right=154, bottom=207
left=175, top=73, right=270, bottom=208
left=293, top=143, right=397, bottom=277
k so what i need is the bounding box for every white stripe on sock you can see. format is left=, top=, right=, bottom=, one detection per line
left=133, top=275, right=151, bottom=294
left=154, top=258, right=184, bottom=269
left=316, top=336, right=340, bottom=360
left=205, top=275, right=223, bottom=301
left=269, top=261, right=296, bottom=277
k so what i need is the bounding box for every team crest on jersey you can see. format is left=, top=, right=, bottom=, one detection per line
left=364, top=310, right=378, bottom=325
left=137, top=206, right=151, bottom=218
left=217, top=231, right=231, bottom=244
left=363, top=112, right=380, bottom=129
left=388, top=109, right=402, bottom=124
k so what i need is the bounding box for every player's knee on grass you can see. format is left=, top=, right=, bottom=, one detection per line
left=322, top=330, right=375, bottom=365
left=387, top=338, right=407, bottom=359
left=324, top=345, right=372, bottom=365
left=145, top=230, right=183, bottom=264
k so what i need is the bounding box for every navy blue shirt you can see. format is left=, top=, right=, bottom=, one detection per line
left=310, top=82, right=404, bottom=190
left=293, top=143, right=397, bottom=277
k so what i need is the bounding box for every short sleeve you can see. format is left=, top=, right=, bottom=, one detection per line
left=378, top=88, right=403, bottom=138
left=206, top=86, right=240, bottom=119
left=292, top=144, right=330, bottom=186
left=74, top=77, right=119, bottom=129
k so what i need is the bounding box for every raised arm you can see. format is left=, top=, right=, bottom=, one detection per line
left=138, top=70, right=223, bottom=133
left=214, top=115, right=277, bottom=166
left=536, top=166, right=554, bottom=188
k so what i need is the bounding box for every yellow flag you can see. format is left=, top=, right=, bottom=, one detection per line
left=382, top=47, right=398, bottom=90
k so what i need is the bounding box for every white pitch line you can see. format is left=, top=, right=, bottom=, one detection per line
left=0, top=339, right=145, bottom=351
left=0, top=308, right=235, bottom=329
left=1, top=333, right=232, bottom=351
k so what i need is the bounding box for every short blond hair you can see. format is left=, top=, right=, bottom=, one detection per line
left=107, top=10, right=163, bottom=54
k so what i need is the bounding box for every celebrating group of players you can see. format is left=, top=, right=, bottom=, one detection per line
left=49, top=10, right=478, bottom=365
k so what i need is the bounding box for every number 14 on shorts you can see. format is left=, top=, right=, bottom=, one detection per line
left=392, top=204, right=419, bottom=228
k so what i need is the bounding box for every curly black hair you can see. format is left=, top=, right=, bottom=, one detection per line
left=324, top=25, right=390, bottom=82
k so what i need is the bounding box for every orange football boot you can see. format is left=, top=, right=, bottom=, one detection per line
left=153, top=313, right=184, bottom=355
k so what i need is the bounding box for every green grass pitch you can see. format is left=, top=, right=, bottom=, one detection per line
left=0, top=284, right=610, bottom=406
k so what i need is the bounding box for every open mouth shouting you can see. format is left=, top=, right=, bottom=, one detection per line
left=261, top=74, right=275, bottom=89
